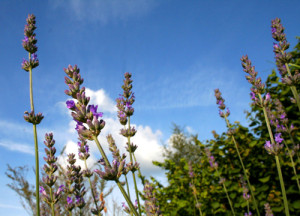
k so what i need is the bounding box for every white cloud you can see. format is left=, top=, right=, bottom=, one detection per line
left=185, top=126, right=195, bottom=134
left=57, top=87, right=164, bottom=175
left=0, top=140, right=34, bottom=155
left=57, top=140, right=98, bottom=170
left=85, top=88, right=117, bottom=114
left=52, top=0, right=157, bottom=24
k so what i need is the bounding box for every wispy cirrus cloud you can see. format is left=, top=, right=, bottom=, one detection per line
left=0, top=140, right=34, bottom=155
left=51, top=0, right=157, bottom=24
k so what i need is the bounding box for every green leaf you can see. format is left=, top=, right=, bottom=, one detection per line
left=259, top=176, right=270, bottom=183
left=211, top=202, right=220, bottom=209
left=293, top=200, right=300, bottom=209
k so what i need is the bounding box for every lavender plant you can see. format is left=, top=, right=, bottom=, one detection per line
left=214, top=88, right=260, bottom=215
left=40, top=133, right=65, bottom=216
left=241, top=55, right=290, bottom=215
left=188, top=161, right=203, bottom=216
left=264, top=203, right=274, bottom=216
left=116, top=72, right=142, bottom=214
left=267, top=99, right=300, bottom=192
left=64, top=65, right=139, bottom=215
left=22, top=14, right=43, bottom=216
left=271, top=18, right=300, bottom=111
left=204, top=148, right=236, bottom=215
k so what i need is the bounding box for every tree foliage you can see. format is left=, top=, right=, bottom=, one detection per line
left=151, top=38, right=300, bottom=215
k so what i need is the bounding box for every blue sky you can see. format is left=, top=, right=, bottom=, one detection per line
left=1, top=0, right=300, bottom=215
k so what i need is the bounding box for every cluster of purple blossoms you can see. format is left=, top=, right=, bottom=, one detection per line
left=264, top=133, right=284, bottom=155
left=271, top=18, right=292, bottom=77
left=240, top=178, right=250, bottom=201
left=116, top=73, right=137, bottom=145
left=122, top=200, right=138, bottom=214
left=22, top=14, right=43, bottom=125
left=214, top=89, right=230, bottom=118
left=244, top=212, right=252, bottom=216
left=64, top=65, right=105, bottom=140
left=188, top=161, right=194, bottom=178
left=40, top=133, right=65, bottom=206
left=144, top=181, right=162, bottom=216
left=21, top=14, right=39, bottom=71
left=264, top=203, right=274, bottom=216
left=241, top=55, right=272, bottom=107
left=95, top=158, right=126, bottom=181
left=64, top=153, right=86, bottom=212
left=205, top=148, right=218, bottom=169
left=94, top=135, right=130, bottom=181
left=267, top=99, right=295, bottom=134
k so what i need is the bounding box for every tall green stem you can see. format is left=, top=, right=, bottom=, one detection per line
left=92, top=136, right=139, bottom=216
left=133, top=153, right=145, bottom=185
left=28, top=52, right=40, bottom=216
left=84, top=159, right=101, bottom=216
left=127, top=117, right=142, bottom=215
left=286, top=126, right=300, bottom=163
left=283, top=140, right=300, bottom=192
left=259, top=94, right=290, bottom=216
left=216, top=169, right=235, bottom=216
left=285, top=63, right=300, bottom=112
left=224, top=117, right=260, bottom=216
left=49, top=187, right=55, bottom=216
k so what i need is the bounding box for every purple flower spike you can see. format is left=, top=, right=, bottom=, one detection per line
left=66, top=100, right=75, bottom=109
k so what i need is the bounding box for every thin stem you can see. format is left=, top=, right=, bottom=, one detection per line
left=116, top=180, right=139, bottom=216
left=224, top=117, right=260, bottom=216
left=283, top=140, right=300, bottom=192
left=93, top=136, right=139, bottom=216
left=49, top=187, right=55, bottom=216
left=125, top=175, right=131, bottom=199
left=247, top=200, right=250, bottom=215
left=28, top=52, right=40, bottom=216
left=216, top=169, right=235, bottom=216
left=285, top=63, right=300, bottom=112
left=286, top=125, right=300, bottom=162
left=133, top=153, right=145, bottom=185
left=84, top=159, right=100, bottom=215
left=275, top=156, right=290, bottom=216
left=288, top=63, right=300, bottom=69
left=259, top=94, right=290, bottom=216
left=191, top=179, right=203, bottom=216
left=127, top=117, right=142, bottom=215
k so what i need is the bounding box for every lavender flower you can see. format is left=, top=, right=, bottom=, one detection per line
left=144, top=181, right=162, bottom=216
left=241, top=55, right=265, bottom=96
left=116, top=72, right=135, bottom=124
left=264, top=133, right=284, bottom=155
left=23, top=110, right=44, bottom=125
left=65, top=196, right=75, bottom=212
left=214, top=89, right=230, bottom=118
left=205, top=148, right=218, bottom=169
left=64, top=65, right=105, bottom=139
left=94, top=159, right=125, bottom=181
left=271, top=18, right=291, bottom=77
left=188, top=161, right=194, bottom=178
left=264, top=203, right=274, bottom=216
